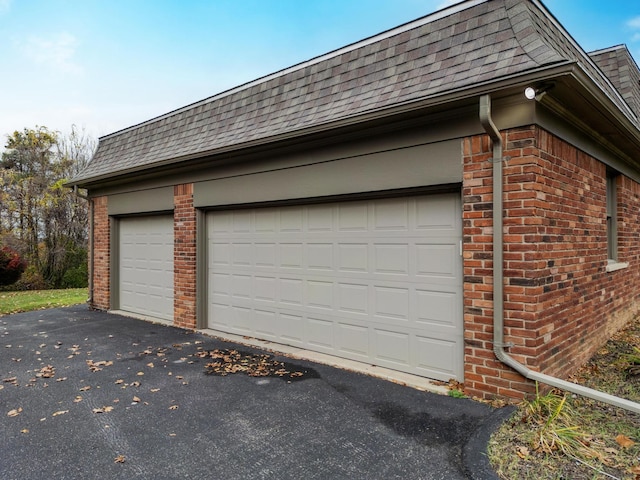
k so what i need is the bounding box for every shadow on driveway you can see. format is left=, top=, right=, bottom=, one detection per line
left=0, top=306, right=513, bottom=480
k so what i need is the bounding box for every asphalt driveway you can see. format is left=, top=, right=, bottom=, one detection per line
left=0, top=306, right=512, bottom=480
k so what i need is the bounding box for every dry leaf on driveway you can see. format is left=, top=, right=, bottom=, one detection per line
left=7, top=407, right=22, bottom=417
left=92, top=406, right=114, bottom=414
left=37, top=365, right=55, bottom=378
left=86, top=360, right=113, bottom=372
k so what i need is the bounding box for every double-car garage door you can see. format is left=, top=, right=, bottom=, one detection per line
left=206, top=193, right=463, bottom=381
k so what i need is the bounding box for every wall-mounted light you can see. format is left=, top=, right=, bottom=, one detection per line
left=524, top=83, right=554, bottom=101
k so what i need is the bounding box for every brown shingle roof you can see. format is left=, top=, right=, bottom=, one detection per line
left=590, top=45, right=640, bottom=119
left=71, top=0, right=640, bottom=185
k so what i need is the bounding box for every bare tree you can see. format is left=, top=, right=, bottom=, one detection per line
left=0, top=125, right=96, bottom=288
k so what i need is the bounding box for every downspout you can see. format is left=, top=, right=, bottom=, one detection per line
left=479, top=94, right=640, bottom=414
left=74, top=186, right=93, bottom=305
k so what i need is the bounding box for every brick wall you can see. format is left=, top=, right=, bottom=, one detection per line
left=174, top=184, right=197, bottom=329
left=463, top=126, right=640, bottom=400
left=91, top=196, right=110, bottom=311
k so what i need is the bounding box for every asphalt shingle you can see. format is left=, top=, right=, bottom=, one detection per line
left=71, top=0, right=640, bottom=185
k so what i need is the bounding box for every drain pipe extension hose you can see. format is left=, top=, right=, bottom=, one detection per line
left=479, top=94, right=640, bottom=414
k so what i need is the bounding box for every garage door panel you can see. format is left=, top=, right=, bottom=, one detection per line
left=280, top=313, right=304, bottom=344
left=373, top=286, right=409, bottom=320
left=207, top=194, right=463, bottom=381
left=416, top=290, right=460, bottom=327
left=336, top=323, right=370, bottom=359
left=119, top=216, right=174, bottom=321
left=373, top=244, right=409, bottom=275
left=307, top=317, right=334, bottom=349
left=373, top=200, right=409, bottom=231
left=254, top=310, right=278, bottom=339
left=337, top=244, right=368, bottom=272
left=414, top=335, right=459, bottom=378
left=374, top=329, right=410, bottom=366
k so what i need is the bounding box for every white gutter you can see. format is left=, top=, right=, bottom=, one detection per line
left=479, top=94, right=640, bottom=414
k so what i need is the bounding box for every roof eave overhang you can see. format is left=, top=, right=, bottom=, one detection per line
left=70, top=60, right=640, bottom=189
left=535, top=65, right=640, bottom=177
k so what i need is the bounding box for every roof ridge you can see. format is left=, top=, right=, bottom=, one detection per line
left=589, top=44, right=628, bottom=55
left=98, top=0, right=489, bottom=141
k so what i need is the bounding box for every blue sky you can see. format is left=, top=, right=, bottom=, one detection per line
left=1, top=0, right=639, bottom=148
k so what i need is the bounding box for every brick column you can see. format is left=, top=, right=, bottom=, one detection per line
left=91, top=196, right=110, bottom=311
left=174, top=184, right=197, bottom=329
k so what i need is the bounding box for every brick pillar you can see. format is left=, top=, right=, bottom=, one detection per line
left=462, top=131, right=536, bottom=400
left=174, top=184, right=197, bottom=329
left=91, top=196, right=110, bottom=311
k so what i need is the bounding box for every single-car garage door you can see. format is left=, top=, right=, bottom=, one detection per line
left=119, top=216, right=174, bottom=321
left=206, top=193, right=463, bottom=381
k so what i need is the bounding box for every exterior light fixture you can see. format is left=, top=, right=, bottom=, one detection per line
left=524, top=86, right=537, bottom=100
left=524, top=83, right=554, bottom=101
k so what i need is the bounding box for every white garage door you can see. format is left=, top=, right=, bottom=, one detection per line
left=119, top=216, right=174, bottom=321
left=207, top=194, right=463, bottom=381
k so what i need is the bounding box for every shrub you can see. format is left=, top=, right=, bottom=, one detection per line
left=5, top=265, right=50, bottom=291
left=0, top=246, right=27, bottom=287
left=61, top=262, right=88, bottom=288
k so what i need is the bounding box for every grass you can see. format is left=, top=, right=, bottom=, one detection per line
left=0, top=288, right=88, bottom=315
left=488, top=315, right=640, bottom=480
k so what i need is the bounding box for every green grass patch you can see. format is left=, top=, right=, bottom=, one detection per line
left=0, top=288, right=88, bottom=315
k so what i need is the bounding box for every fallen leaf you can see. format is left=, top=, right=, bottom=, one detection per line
left=150, top=388, right=160, bottom=393
left=616, top=434, right=635, bottom=449
left=21, top=429, right=29, bottom=434
left=115, top=379, right=124, bottom=384
left=628, top=465, right=640, bottom=474
left=137, top=372, right=144, bottom=376
left=169, top=405, right=178, bottom=410
left=52, top=410, right=69, bottom=417
left=146, top=363, right=154, bottom=368
left=516, top=445, right=530, bottom=459
left=7, top=408, right=22, bottom=417
left=73, top=396, right=83, bottom=403
left=56, top=377, right=67, bottom=382
left=92, top=406, right=114, bottom=414
left=36, top=365, right=55, bottom=378
left=114, top=455, right=125, bottom=464
left=133, top=396, right=141, bottom=403
left=79, top=386, right=91, bottom=392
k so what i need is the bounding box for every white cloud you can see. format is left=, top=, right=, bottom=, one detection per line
left=628, top=16, right=640, bottom=30
left=0, top=0, right=10, bottom=14
left=21, top=32, right=83, bottom=75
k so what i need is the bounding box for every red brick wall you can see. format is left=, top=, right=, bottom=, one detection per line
left=174, top=184, right=197, bottom=329
left=91, top=196, right=110, bottom=311
left=463, top=126, right=640, bottom=400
